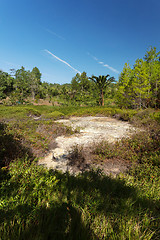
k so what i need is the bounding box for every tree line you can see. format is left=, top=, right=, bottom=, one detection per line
left=0, top=66, right=42, bottom=104
left=0, top=46, right=159, bottom=108
left=117, top=47, right=160, bottom=108
left=0, top=68, right=116, bottom=106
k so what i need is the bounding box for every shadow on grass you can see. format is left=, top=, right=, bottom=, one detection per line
left=0, top=204, right=95, bottom=240
left=0, top=122, right=33, bottom=168
left=0, top=169, right=160, bottom=239
left=19, top=203, right=95, bottom=240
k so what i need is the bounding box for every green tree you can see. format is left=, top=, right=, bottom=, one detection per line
left=132, top=59, right=150, bottom=108
left=31, top=67, right=41, bottom=82
left=150, top=60, right=160, bottom=108
left=144, top=46, right=160, bottom=63
left=117, top=46, right=160, bottom=109
left=0, top=70, right=14, bottom=99
left=71, top=72, right=92, bottom=105
left=89, top=75, right=115, bottom=106
left=29, top=67, right=42, bottom=100
left=14, top=66, right=30, bottom=103
left=116, top=63, right=133, bottom=108
left=144, top=47, right=160, bottom=108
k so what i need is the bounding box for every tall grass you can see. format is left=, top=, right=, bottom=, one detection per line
left=0, top=158, right=159, bottom=239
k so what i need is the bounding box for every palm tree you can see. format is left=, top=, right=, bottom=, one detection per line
left=89, top=75, right=115, bottom=106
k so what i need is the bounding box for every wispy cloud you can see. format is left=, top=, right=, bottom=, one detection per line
left=3, top=61, right=20, bottom=69
left=88, top=52, right=119, bottom=74
left=44, top=49, right=81, bottom=74
left=87, top=52, right=98, bottom=61
left=0, top=60, right=20, bottom=71
left=46, top=28, right=65, bottom=40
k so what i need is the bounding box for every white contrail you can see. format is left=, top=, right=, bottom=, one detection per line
left=46, top=28, right=65, bottom=40
left=87, top=52, right=98, bottom=61
left=88, top=52, right=119, bottom=74
left=103, top=64, right=119, bottom=74
left=44, top=49, right=81, bottom=74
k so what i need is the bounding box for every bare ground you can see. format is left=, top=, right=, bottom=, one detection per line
left=38, top=116, right=137, bottom=176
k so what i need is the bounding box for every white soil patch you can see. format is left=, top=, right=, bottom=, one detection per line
left=38, top=116, right=136, bottom=175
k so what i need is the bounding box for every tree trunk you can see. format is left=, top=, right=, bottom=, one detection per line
left=101, top=89, right=104, bottom=106
left=32, top=89, right=35, bottom=100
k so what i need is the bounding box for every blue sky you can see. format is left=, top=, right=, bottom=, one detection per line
left=0, top=0, right=160, bottom=84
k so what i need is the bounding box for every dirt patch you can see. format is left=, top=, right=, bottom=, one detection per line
left=38, top=116, right=137, bottom=176
left=67, top=144, right=132, bottom=176
left=32, top=99, right=53, bottom=106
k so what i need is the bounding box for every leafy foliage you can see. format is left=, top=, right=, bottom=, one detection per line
left=116, top=47, right=160, bottom=109
left=89, top=75, right=115, bottom=106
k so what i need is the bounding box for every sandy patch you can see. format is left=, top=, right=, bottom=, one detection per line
left=38, top=116, right=136, bottom=175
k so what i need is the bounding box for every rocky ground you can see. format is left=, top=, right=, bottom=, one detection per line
left=38, top=116, right=137, bottom=176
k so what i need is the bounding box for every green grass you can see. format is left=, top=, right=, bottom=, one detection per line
left=0, top=105, right=159, bottom=123
left=0, top=105, right=160, bottom=239
left=0, top=119, right=77, bottom=168
left=0, top=105, right=79, bottom=167
left=0, top=159, right=159, bottom=239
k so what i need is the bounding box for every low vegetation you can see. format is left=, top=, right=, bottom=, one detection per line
left=0, top=105, right=160, bottom=239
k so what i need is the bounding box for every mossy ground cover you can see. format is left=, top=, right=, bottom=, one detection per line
left=0, top=105, right=78, bottom=167
left=0, top=105, right=160, bottom=239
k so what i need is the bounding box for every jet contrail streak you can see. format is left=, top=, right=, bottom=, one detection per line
left=44, top=49, right=81, bottom=74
